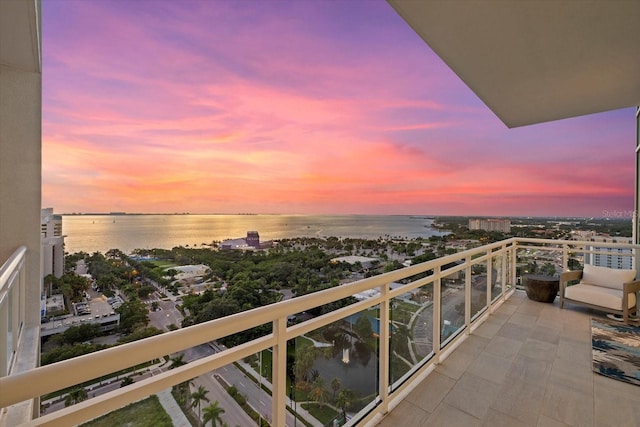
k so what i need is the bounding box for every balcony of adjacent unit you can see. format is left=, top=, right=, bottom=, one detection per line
left=2, top=237, right=639, bottom=427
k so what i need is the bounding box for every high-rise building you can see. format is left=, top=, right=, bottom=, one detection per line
left=468, top=218, right=511, bottom=233
left=579, top=235, right=634, bottom=270
left=41, top=208, right=65, bottom=280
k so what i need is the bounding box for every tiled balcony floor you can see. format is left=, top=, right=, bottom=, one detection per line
left=377, top=291, right=640, bottom=427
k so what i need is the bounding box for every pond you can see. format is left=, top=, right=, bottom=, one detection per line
left=311, top=341, right=378, bottom=397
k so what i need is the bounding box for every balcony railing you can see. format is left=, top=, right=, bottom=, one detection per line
left=0, top=246, right=28, bottom=378
left=0, top=238, right=637, bottom=426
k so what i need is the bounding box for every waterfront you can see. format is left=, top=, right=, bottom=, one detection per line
left=62, top=214, right=447, bottom=254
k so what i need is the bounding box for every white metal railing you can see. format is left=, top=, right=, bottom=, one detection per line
left=0, top=246, right=28, bottom=378
left=0, top=238, right=637, bottom=426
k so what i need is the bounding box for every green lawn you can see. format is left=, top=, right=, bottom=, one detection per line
left=80, top=395, right=172, bottom=427
left=301, top=402, right=339, bottom=425
left=149, top=260, right=177, bottom=269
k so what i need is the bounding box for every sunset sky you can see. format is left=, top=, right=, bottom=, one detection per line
left=42, top=0, right=636, bottom=217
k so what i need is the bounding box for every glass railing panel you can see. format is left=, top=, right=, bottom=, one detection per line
left=6, top=287, right=13, bottom=373
left=389, top=280, right=434, bottom=389
left=491, top=254, right=504, bottom=302
left=440, top=269, right=465, bottom=347
left=289, top=306, right=380, bottom=427
left=40, top=353, right=169, bottom=417
left=223, top=349, right=274, bottom=426
left=470, top=259, right=487, bottom=320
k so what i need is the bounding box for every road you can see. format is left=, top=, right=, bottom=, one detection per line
left=43, top=284, right=306, bottom=426
left=148, top=297, right=300, bottom=426
left=184, top=343, right=299, bottom=427
left=147, top=295, right=183, bottom=331
left=411, top=286, right=484, bottom=359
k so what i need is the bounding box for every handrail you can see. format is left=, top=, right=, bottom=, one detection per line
left=1, top=237, right=638, bottom=425
left=0, top=246, right=28, bottom=380
left=1, top=239, right=517, bottom=408
left=0, top=246, right=27, bottom=304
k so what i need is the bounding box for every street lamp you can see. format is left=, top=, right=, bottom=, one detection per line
left=258, top=351, right=262, bottom=427
left=289, top=383, right=297, bottom=427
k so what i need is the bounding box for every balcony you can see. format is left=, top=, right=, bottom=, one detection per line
left=2, top=237, right=638, bottom=426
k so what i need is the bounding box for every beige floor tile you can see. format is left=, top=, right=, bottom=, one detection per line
left=506, top=354, right=552, bottom=388
left=376, top=399, right=430, bottom=427
left=491, top=379, right=545, bottom=426
left=510, top=312, right=539, bottom=327
left=482, top=408, right=533, bottom=427
left=435, top=346, right=477, bottom=380
left=541, top=382, right=593, bottom=427
left=518, top=338, right=557, bottom=362
left=484, top=335, right=523, bottom=360
left=537, top=414, right=573, bottom=427
left=406, top=370, right=456, bottom=414
left=473, top=320, right=502, bottom=339
left=466, top=351, right=512, bottom=385
left=548, top=357, right=593, bottom=392
left=555, top=337, right=590, bottom=367
left=424, top=402, right=481, bottom=427
left=456, top=333, right=490, bottom=354
left=529, top=325, right=561, bottom=345
left=593, top=374, right=640, bottom=426
left=443, top=372, right=501, bottom=419
left=516, top=300, right=545, bottom=316
left=497, top=322, right=533, bottom=340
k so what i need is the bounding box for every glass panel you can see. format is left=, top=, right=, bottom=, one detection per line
left=390, top=281, right=434, bottom=388
left=470, top=260, right=487, bottom=320
left=289, top=307, right=380, bottom=426
left=440, top=269, right=465, bottom=347
left=491, top=255, right=504, bottom=301
left=6, top=289, right=13, bottom=371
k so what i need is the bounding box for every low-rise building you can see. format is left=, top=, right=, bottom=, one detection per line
left=468, top=218, right=511, bottom=233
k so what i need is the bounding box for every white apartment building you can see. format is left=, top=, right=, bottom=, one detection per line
left=468, top=218, right=511, bottom=233
left=41, top=208, right=65, bottom=279
left=575, top=233, right=634, bottom=270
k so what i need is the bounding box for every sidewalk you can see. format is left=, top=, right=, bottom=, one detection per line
left=156, top=388, right=191, bottom=427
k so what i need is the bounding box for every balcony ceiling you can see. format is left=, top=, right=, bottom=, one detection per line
left=388, top=1, right=640, bottom=128
left=0, top=0, right=40, bottom=73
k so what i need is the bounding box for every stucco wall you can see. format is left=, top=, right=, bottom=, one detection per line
left=0, top=64, right=42, bottom=326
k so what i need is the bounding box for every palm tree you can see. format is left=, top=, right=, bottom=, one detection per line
left=330, top=377, right=341, bottom=399
left=293, top=345, right=315, bottom=383
left=64, top=387, right=88, bottom=407
left=202, top=401, right=225, bottom=427
left=309, top=377, right=329, bottom=404
left=190, top=385, right=210, bottom=422
left=336, top=388, right=357, bottom=422
left=168, top=353, right=190, bottom=402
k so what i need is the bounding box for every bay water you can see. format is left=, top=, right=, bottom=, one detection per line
left=62, top=214, right=445, bottom=254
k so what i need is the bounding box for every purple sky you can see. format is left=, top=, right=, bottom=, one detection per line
left=41, top=0, right=636, bottom=217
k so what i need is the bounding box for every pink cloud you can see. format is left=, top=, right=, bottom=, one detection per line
left=41, top=1, right=635, bottom=217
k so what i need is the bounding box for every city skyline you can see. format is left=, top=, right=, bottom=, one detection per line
left=42, top=0, right=635, bottom=218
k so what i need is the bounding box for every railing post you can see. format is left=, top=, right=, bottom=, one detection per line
left=510, top=244, right=517, bottom=289
left=0, top=296, right=7, bottom=377
left=501, top=252, right=507, bottom=298
left=379, top=282, right=390, bottom=414
left=433, top=265, right=441, bottom=360
left=464, top=257, right=471, bottom=330
left=562, top=243, right=569, bottom=272
left=486, top=252, right=492, bottom=312
left=272, top=317, right=287, bottom=427
left=13, top=279, right=21, bottom=354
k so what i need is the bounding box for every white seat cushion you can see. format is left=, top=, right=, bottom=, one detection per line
left=565, top=283, right=636, bottom=310
left=581, top=264, right=636, bottom=290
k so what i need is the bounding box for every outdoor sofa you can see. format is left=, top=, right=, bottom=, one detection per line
left=559, top=264, right=640, bottom=324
